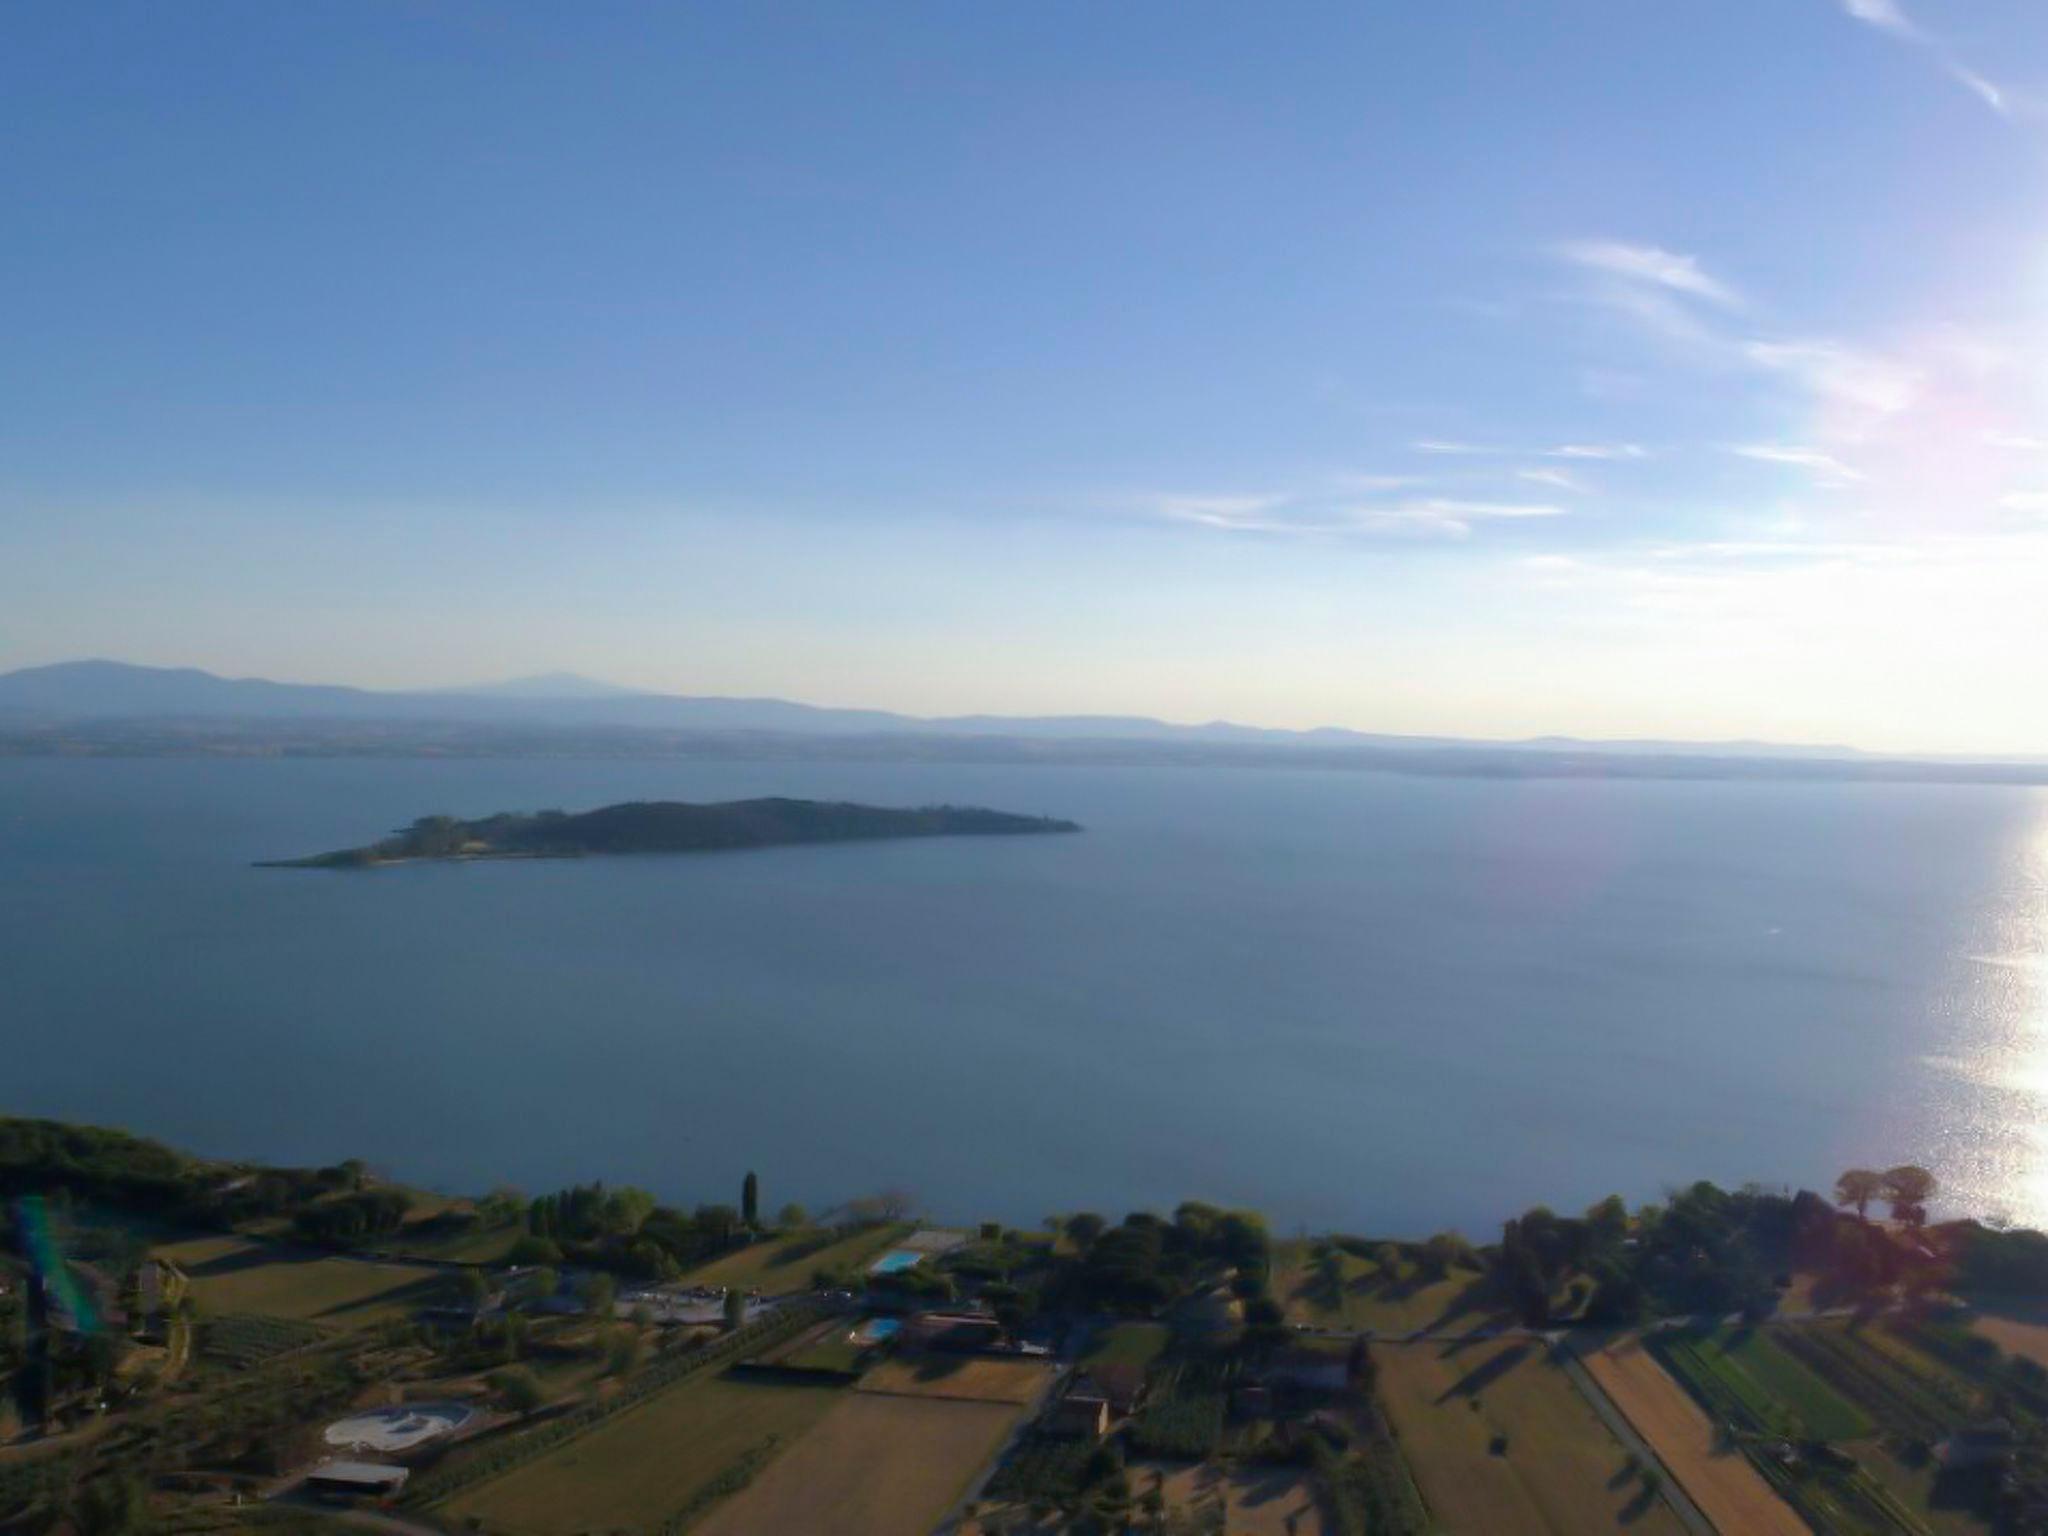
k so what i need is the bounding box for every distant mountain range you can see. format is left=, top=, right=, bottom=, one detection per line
left=0, top=659, right=1872, bottom=759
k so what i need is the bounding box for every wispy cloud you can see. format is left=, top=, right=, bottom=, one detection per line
left=1145, top=488, right=1563, bottom=539
left=1729, top=444, right=1865, bottom=484
left=1559, top=240, right=1922, bottom=444
left=1835, top=0, right=2021, bottom=120
left=1742, top=340, right=1920, bottom=434
left=1841, top=0, right=1917, bottom=39
left=1515, top=467, right=1588, bottom=493
left=1413, top=439, right=1649, bottom=464
left=1411, top=439, right=1499, bottom=455
left=1557, top=241, right=1743, bottom=309
left=1546, top=443, right=1648, bottom=460
left=1987, top=433, right=2048, bottom=452
left=1366, top=500, right=1565, bottom=538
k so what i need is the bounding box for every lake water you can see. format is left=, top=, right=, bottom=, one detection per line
left=4, top=757, right=2047, bottom=1239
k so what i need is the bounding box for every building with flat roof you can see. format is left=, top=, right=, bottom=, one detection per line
left=305, top=1460, right=409, bottom=1501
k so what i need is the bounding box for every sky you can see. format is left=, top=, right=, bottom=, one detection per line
left=4, top=1, right=2048, bottom=753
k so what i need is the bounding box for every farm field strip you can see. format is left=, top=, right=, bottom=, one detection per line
left=1769, top=1325, right=1968, bottom=1442
left=1653, top=1327, right=1871, bottom=1442
left=857, top=1354, right=1051, bottom=1405
left=152, top=1235, right=442, bottom=1325
left=1581, top=1336, right=1811, bottom=1536
left=1081, top=1321, right=1170, bottom=1369
left=1969, top=1314, right=2048, bottom=1375
left=692, top=1392, right=1025, bottom=1536
left=439, top=1375, right=840, bottom=1536
left=1374, top=1339, right=1687, bottom=1535
left=679, top=1223, right=911, bottom=1295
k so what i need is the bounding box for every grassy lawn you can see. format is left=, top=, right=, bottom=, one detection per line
left=1374, top=1339, right=1686, bottom=1535
left=440, top=1375, right=841, bottom=1535
left=680, top=1224, right=911, bottom=1295
left=153, top=1235, right=442, bottom=1327
left=386, top=1221, right=526, bottom=1265
left=694, top=1392, right=1023, bottom=1536
left=1081, top=1322, right=1170, bottom=1370
left=1655, top=1325, right=1872, bottom=1442
left=1272, top=1240, right=1508, bottom=1335
left=524, top=1352, right=610, bottom=1400
left=858, top=1354, right=1050, bottom=1405
left=761, top=1319, right=872, bottom=1374
left=782, top=1335, right=869, bottom=1374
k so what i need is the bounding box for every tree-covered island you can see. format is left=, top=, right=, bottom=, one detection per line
left=258, top=796, right=1082, bottom=868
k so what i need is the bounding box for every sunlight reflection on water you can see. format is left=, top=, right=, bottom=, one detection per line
left=1936, top=817, right=2048, bottom=1227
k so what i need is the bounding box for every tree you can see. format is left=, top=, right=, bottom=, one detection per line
left=607, top=1325, right=645, bottom=1376
left=526, top=1265, right=559, bottom=1304
left=724, top=1288, right=749, bottom=1331
left=1835, top=1169, right=1884, bottom=1222
left=777, top=1202, right=808, bottom=1230
left=1313, top=1244, right=1345, bottom=1299
left=600, top=1186, right=655, bottom=1236
left=1419, top=1232, right=1473, bottom=1281
left=458, top=1267, right=489, bottom=1308
left=742, top=1171, right=759, bottom=1228
left=1883, top=1165, right=1938, bottom=1229
left=489, top=1364, right=546, bottom=1417
left=1347, top=1336, right=1379, bottom=1394
left=877, top=1188, right=915, bottom=1222
left=1065, top=1212, right=1107, bottom=1251
left=1241, top=1295, right=1288, bottom=1351
left=503, top=1309, right=529, bottom=1361
left=583, top=1272, right=616, bottom=1320
left=74, top=1471, right=148, bottom=1536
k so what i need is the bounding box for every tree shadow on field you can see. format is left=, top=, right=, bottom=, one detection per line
left=764, top=1231, right=837, bottom=1269
left=1423, top=1279, right=1503, bottom=1333
left=1620, top=1481, right=1659, bottom=1523
left=1435, top=1342, right=1531, bottom=1403
left=904, top=1353, right=971, bottom=1384
left=323, top=1274, right=444, bottom=1320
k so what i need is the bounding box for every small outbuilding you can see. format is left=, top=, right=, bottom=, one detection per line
left=1937, top=1421, right=2016, bottom=1471
left=1048, top=1382, right=1110, bottom=1440
left=305, top=1460, right=409, bottom=1501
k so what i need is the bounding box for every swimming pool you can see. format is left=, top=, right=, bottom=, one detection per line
left=868, top=1249, right=924, bottom=1274
left=853, top=1317, right=902, bottom=1345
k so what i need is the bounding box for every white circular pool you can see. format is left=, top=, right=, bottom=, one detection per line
left=323, top=1401, right=475, bottom=1453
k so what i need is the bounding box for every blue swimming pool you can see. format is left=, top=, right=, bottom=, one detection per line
left=868, top=1249, right=923, bottom=1274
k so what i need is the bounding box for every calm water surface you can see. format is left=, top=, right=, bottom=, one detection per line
left=4, top=757, right=2046, bottom=1237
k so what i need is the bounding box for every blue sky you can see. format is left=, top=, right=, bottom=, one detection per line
left=5, top=1, right=2048, bottom=750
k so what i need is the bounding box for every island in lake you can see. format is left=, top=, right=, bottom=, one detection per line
left=259, top=796, right=1081, bottom=868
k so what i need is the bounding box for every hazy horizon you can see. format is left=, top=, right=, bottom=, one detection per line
left=8, top=3, right=2048, bottom=754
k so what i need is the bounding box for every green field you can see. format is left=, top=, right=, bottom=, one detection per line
left=780, top=1331, right=870, bottom=1375
left=441, top=1375, right=841, bottom=1534
left=1653, top=1325, right=1872, bottom=1442
left=1769, top=1324, right=1994, bottom=1535
left=1081, top=1322, right=1170, bottom=1370
left=679, top=1224, right=912, bottom=1295
left=154, top=1235, right=442, bottom=1327
left=387, top=1221, right=526, bottom=1265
